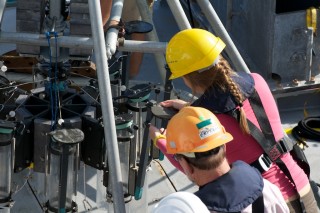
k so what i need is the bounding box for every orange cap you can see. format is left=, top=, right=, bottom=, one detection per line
left=166, top=106, right=233, bottom=156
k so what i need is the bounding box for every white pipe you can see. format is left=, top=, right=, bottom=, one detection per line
left=166, top=0, right=191, bottom=30
left=105, top=0, right=124, bottom=59
left=119, top=39, right=166, bottom=53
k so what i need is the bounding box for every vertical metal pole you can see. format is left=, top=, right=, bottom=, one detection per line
left=88, top=1, right=126, bottom=213
left=196, top=0, right=251, bottom=74
left=166, top=0, right=191, bottom=30
left=49, top=0, right=62, bottom=20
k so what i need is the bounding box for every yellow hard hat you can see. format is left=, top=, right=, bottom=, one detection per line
left=166, top=106, right=233, bottom=155
left=166, top=28, right=226, bottom=80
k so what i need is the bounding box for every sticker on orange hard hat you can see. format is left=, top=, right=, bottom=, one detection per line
left=199, top=126, right=219, bottom=140
left=196, top=118, right=212, bottom=129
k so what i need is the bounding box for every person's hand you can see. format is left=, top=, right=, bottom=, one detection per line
left=149, top=125, right=161, bottom=140
left=159, top=128, right=166, bottom=135
left=149, top=125, right=166, bottom=147
left=160, top=99, right=188, bottom=110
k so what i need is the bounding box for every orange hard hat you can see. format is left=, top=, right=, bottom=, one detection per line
left=166, top=106, right=233, bottom=156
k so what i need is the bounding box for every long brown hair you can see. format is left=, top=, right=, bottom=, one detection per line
left=183, top=57, right=250, bottom=134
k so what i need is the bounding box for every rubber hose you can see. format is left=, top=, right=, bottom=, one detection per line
left=292, top=116, right=320, bottom=142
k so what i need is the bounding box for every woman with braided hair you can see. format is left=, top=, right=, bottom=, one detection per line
left=154, top=28, right=318, bottom=212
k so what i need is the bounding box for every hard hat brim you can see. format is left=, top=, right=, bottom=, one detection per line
left=169, top=73, right=176, bottom=80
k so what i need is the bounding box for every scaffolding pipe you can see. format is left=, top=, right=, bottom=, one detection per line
left=136, top=0, right=167, bottom=84
left=88, top=1, right=126, bottom=213
left=0, top=32, right=92, bottom=48
left=119, top=39, right=166, bottom=53
left=0, top=31, right=167, bottom=53
left=196, top=0, right=250, bottom=74
left=166, top=0, right=191, bottom=30
left=106, top=0, right=124, bottom=58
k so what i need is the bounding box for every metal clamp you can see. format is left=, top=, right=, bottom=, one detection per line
left=258, top=154, right=272, bottom=172
left=251, top=154, right=272, bottom=173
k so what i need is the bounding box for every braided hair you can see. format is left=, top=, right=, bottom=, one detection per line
left=183, top=57, right=250, bottom=134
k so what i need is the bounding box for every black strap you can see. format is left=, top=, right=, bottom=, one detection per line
left=247, top=89, right=306, bottom=212
left=247, top=119, right=284, bottom=161
left=252, top=195, right=264, bottom=213
left=248, top=90, right=290, bottom=161
left=248, top=90, right=275, bottom=141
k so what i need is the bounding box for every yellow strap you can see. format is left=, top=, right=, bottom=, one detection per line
left=153, top=134, right=166, bottom=148
left=284, top=128, right=292, bottom=135
left=306, top=7, right=317, bottom=34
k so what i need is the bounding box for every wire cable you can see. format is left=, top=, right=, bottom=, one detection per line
left=12, top=168, right=32, bottom=195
